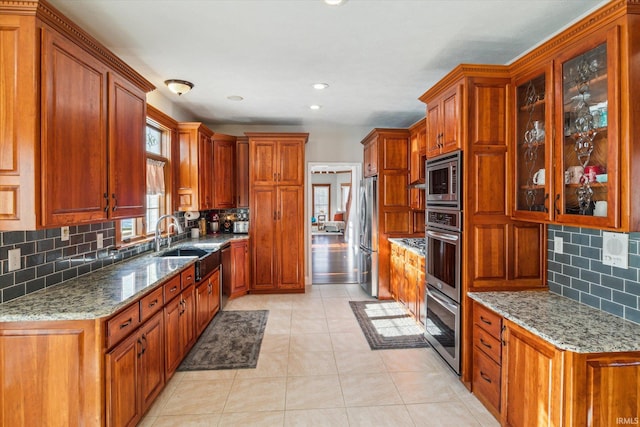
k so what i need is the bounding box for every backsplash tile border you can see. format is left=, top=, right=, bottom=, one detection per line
left=548, top=225, right=640, bottom=325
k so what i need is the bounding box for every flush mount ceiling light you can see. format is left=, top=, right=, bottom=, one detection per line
left=309, top=104, right=322, bottom=110
left=227, top=95, right=244, bottom=101
left=324, top=0, right=347, bottom=5
left=164, top=79, right=194, bottom=96
left=312, top=83, right=329, bottom=90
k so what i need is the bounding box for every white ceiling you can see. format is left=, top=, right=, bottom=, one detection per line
left=49, top=0, right=608, bottom=129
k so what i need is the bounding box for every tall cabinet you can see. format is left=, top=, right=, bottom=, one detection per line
left=247, top=133, right=308, bottom=293
left=420, top=65, right=546, bottom=386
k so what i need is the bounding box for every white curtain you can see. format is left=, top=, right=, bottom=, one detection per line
left=147, top=159, right=165, bottom=195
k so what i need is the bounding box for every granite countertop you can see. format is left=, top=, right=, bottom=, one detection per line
left=0, top=234, right=248, bottom=323
left=468, top=291, right=640, bottom=353
left=388, top=237, right=426, bottom=257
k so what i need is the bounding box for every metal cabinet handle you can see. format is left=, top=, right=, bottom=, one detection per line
left=148, top=299, right=158, bottom=308
left=543, top=193, right=549, bottom=213
left=104, top=193, right=109, bottom=212
left=119, top=318, right=133, bottom=329
left=479, top=316, right=492, bottom=326
left=112, top=193, right=118, bottom=211
left=141, top=334, right=147, bottom=355
left=554, top=194, right=560, bottom=216
left=480, top=371, right=492, bottom=383
left=479, top=338, right=492, bottom=349
left=137, top=338, right=143, bottom=358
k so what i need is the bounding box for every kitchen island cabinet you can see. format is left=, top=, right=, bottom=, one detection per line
left=469, top=291, right=640, bottom=426
left=388, top=238, right=425, bottom=325
left=0, top=0, right=153, bottom=230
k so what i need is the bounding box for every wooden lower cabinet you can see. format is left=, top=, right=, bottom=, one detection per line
left=195, top=268, right=220, bottom=336
left=164, top=283, right=195, bottom=378
left=223, top=240, right=250, bottom=300
left=105, top=310, right=164, bottom=427
left=389, top=241, right=425, bottom=323
left=470, top=310, right=640, bottom=427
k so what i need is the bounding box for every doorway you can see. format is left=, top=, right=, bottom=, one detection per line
left=307, top=163, right=361, bottom=285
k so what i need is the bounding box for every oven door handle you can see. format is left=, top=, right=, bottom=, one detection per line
left=427, top=288, right=458, bottom=314
left=426, top=229, right=459, bottom=242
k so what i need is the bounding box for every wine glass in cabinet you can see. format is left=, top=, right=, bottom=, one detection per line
left=554, top=30, right=619, bottom=228
left=513, top=67, right=553, bottom=222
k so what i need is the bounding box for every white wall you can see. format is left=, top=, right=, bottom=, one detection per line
left=147, top=91, right=195, bottom=122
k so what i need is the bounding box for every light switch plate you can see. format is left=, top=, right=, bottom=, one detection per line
left=8, top=248, right=21, bottom=271
left=97, top=233, right=104, bottom=249
left=554, top=236, right=563, bottom=254
left=602, top=231, right=628, bottom=269
left=61, top=226, right=70, bottom=241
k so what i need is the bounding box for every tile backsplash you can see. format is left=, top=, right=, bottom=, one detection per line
left=0, top=213, right=194, bottom=304
left=548, top=225, right=640, bottom=325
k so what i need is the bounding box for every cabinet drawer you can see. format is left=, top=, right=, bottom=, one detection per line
left=106, top=303, right=140, bottom=349
left=473, top=324, right=501, bottom=364
left=181, top=265, right=196, bottom=289
left=140, top=286, right=163, bottom=323
left=473, top=347, right=501, bottom=414
left=473, top=303, right=502, bottom=339
left=163, top=274, right=182, bottom=302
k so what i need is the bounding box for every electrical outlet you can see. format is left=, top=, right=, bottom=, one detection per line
left=97, top=233, right=104, bottom=249
left=8, top=248, right=21, bottom=271
left=61, top=226, right=70, bottom=241
left=554, top=236, right=563, bottom=254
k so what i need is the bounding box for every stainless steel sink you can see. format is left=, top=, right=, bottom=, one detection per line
left=157, top=246, right=220, bottom=281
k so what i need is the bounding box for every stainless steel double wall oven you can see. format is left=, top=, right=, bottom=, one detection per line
left=424, top=150, right=462, bottom=374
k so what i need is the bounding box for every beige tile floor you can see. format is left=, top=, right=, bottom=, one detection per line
left=139, top=284, right=499, bottom=427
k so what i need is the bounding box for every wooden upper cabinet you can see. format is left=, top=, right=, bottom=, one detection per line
left=363, top=138, right=378, bottom=177
left=424, top=83, right=461, bottom=158
left=108, top=73, right=147, bottom=220
left=0, top=5, right=154, bottom=230
left=236, top=137, right=250, bottom=208
left=41, top=28, right=109, bottom=226
left=177, top=123, right=214, bottom=211
left=247, top=133, right=306, bottom=186
left=409, top=118, right=426, bottom=184
left=212, top=133, right=237, bottom=209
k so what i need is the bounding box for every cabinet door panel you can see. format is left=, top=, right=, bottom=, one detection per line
left=502, top=322, right=563, bottom=427
left=441, top=86, right=460, bottom=153
left=236, top=138, right=250, bottom=207
left=163, top=297, right=182, bottom=377
left=251, top=140, right=277, bottom=185
left=106, top=332, right=140, bottom=427
left=251, top=187, right=277, bottom=289
left=213, top=139, right=236, bottom=208
left=278, top=141, right=304, bottom=185
left=586, top=356, right=640, bottom=426
left=108, top=73, right=146, bottom=219
left=278, top=186, right=304, bottom=289
left=198, top=134, right=213, bottom=210
left=382, top=137, right=408, bottom=170
left=139, top=312, right=165, bottom=413
left=426, top=102, right=441, bottom=158
left=42, top=29, right=108, bottom=226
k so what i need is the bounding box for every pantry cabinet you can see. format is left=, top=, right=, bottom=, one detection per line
left=248, top=133, right=308, bottom=293
left=0, top=2, right=153, bottom=230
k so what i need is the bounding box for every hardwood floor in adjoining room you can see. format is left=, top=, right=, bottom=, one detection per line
left=311, top=234, right=358, bottom=285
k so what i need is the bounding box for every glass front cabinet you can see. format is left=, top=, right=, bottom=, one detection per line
left=513, top=27, right=620, bottom=229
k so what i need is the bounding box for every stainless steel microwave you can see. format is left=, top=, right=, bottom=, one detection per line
left=425, top=150, right=461, bottom=209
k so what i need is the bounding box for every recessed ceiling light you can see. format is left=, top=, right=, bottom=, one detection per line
left=227, top=95, right=244, bottom=101
left=309, top=105, right=322, bottom=110
left=324, top=0, right=347, bottom=5
left=312, top=83, right=329, bottom=90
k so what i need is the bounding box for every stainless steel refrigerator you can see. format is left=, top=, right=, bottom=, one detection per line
left=358, top=176, right=378, bottom=297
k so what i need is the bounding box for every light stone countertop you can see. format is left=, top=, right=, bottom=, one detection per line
left=388, top=237, right=426, bottom=257
left=468, top=290, right=640, bottom=353
left=0, top=234, right=248, bottom=323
